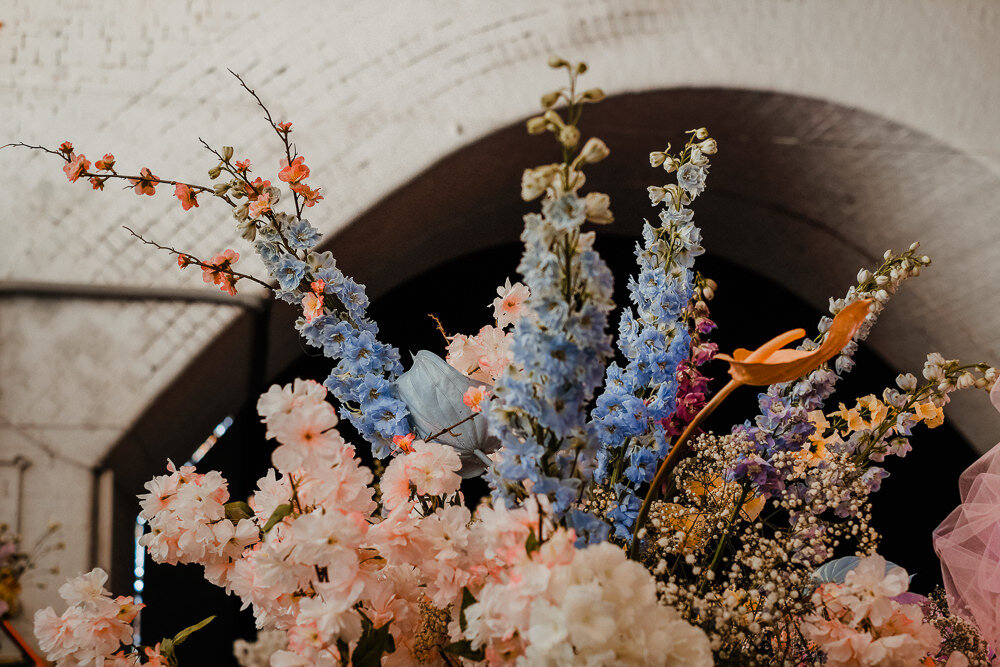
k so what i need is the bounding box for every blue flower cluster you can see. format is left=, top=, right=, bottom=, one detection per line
left=590, top=206, right=703, bottom=538
left=485, top=193, right=614, bottom=538
left=254, top=215, right=410, bottom=458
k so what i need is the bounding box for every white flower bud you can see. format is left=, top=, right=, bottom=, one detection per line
left=856, top=269, right=871, bottom=283
left=577, top=137, right=610, bottom=164
left=957, top=372, right=976, bottom=389
left=559, top=125, right=580, bottom=148
left=698, top=138, right=717, bottom=154
left=896, top=373, right=918, bottom=391
left=521, top=164, right=559, bottom=201
left=584, top=191, right=613, bottom=224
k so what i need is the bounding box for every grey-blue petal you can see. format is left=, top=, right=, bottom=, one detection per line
left=394, top=350, right=500, bottom=478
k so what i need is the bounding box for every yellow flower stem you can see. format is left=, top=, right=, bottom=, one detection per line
left=629, top=378, right=741, bottom=558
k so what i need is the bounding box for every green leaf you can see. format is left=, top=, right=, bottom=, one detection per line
left=443, top=640, right=485, bottom=661
left=172, top=615, right=215, bottom=646
left=525, top=529, right=540, bottom=556
left=459, top=587, right=477, bottom=633
left=351, top=614, right=395, bottom=667
left=262, top=503, right=293, bottom=533
left=224, top=501, right=253, bottom=522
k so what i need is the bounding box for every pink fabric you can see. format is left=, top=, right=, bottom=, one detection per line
left=933, top=381, right=1000, bottom=651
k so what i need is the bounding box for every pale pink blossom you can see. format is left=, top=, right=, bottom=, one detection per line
left=463, top=385, right=491, bottom=413
left=492, top=278, right=530, bottom=328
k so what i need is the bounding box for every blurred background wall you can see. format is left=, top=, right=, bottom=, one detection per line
left=2, top=0, right=999, bottom=657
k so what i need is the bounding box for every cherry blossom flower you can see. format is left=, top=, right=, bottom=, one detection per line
left=234, top=159, right=251, bottom=173
left=129, top=167, right=159, bottom=196
left=248, top=191, right=272, bottom=218
left=62, top=153, right=90, bottom=182
left=94, top=153, right=115, bottom=170
left=463, top=385, right=491, bottom=412
left=291, top=182, right=323, bottom=207
left=492, top=278, right=530, bottom=328
left=89, top=176, right=104, bottom=190
left=278, top=156, right=310, bottom=184
left=276, top=121, right=293, bottom=132
left=302, top=292, right=323, bottom=321
left=173, top=183, right=199, bottom=211
left=392, top=432, right=415, bottom=453
left=245, top=177, right=271, bottom=200
left=58, top=141, right=73, bottom=153
left=201, top=249, right=239, bottom=288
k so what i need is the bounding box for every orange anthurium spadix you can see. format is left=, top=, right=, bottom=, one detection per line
left=715, top=298, right=873, bottom=386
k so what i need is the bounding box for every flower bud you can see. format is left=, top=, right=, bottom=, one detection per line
left=584, top=191, right=613, bottom=224
left=213, top=183, right=231, bottom=196
left=576, top=62, right=588, bottom=74
left=577, top=137, right=609, bottom=164
left=221, top=146, right=234, bottom=161
left=559, top=125, right=580, bottom=149
left=548, top=55, right=569, bottom=69
left=581, top=87, right=605, bottom=102
left=543, top=109, right=565, bottom=127
left=692, top=127, right=709, bottom=140
left=526, top=116, right=548, bottom=135
left=521, top=164, right=560, bottom=201
left=208, top=164, right=223, bottom=179
left=233, top=202, right=249, bottom=221
left=540, top=91, right=560, bottom=108
left=649, top=151, right=667, bottom=168
left=857, top=269, right=871, bottom=283
left=698, top=138, right=717, bottom=155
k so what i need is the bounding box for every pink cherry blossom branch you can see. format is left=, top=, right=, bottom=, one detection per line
left=228, top=69, right=304, bottom=221
left=123, top=226, right=271, bottom=290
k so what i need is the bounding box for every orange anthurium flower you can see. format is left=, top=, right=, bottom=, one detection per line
left=714, top=299, right=873, bottom=386
left=631, top=298, right=873, bottom=555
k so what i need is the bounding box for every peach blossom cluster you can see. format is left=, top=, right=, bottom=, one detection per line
left=120, top=378, right=709, bottom=665
left=125, top=380, right=550, bottom=664
left=445, top=279, right=529, bottom=383
left=138, top=461, right=258, bottom=569
left=800, top=555, right=946, bottom=666
left=33, top=568, right=158, bottom=666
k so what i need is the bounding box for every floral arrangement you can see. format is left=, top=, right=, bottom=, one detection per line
left=13, top=58, right=1000, bottom=665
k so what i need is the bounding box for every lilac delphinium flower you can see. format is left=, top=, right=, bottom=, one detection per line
left=590, top=130, right=715, bottom=540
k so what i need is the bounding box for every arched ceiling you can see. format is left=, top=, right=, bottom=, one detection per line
left=2, top=2, right=999, bottom=625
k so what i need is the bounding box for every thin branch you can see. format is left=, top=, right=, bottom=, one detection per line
left=3, top=142, right=64, bottom=158
left=426, top=412, right=479, bottom=442
left=228, top=69, right=304, bottom=220
left=428, top=313, right=450, bottom=344
left=123, top=226, right=272, bottom=290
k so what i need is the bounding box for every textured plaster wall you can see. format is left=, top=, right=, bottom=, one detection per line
left=2, top=0, right=999, bottom=648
